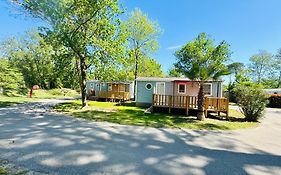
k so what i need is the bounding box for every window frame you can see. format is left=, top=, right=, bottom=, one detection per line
left=203, top=83, right=212, bottom=96
left=108, top=84, right=112, bottom=91
left=178, top=83, right=186, bottom=94
left=145, top=83, right=152, bottom=90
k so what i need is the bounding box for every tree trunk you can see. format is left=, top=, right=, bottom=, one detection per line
left=197, top=82, right=205, bottom=120
left=133, top=49, right=139, bottom=101
left=79, top=57, right=87, bottom=107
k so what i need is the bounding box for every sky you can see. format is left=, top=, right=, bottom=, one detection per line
left=1, top=0, right=281, bottom=73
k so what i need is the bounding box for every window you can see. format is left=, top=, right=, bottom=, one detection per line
left=146, top=83, right=152, bottom=90
left=108, top=84, right=112, bottom=91
left=119, top=84, right=125, bottom=92
left=203, top=83, right=212, bottom=96
left=178, top=84, right=186, bottom=94
left=125, top=84, right=130, bottom=92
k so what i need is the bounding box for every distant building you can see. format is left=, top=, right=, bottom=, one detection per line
left=264, top=88, right=281, bottom=95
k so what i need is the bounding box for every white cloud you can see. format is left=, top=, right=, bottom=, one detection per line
left=166, top=44, right=182, bottom=50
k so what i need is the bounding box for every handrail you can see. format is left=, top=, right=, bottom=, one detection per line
left=152, top=94, right=229, bottom=117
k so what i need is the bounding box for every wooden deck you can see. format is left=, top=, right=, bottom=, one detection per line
left=97, top=91, right=130, bottom=101
left=152, top=94, right=229, bottom=117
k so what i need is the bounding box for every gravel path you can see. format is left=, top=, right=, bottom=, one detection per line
left=0, top=100, right=281, bottom=175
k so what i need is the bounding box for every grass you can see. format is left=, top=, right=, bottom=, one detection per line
left=54, top=100, right=258, bottom=130
left=0, top=167, right=7, bottom=175
left=0, top=95, right=35, bottom=108
left=0, top=88, right=79, bottom=108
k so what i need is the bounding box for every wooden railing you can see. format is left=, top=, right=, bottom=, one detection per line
left=98, top=91, right=130, bottom=100
left=152, top=94, right=229, bottom=117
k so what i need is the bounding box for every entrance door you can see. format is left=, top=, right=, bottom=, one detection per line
left=155, top=82, right=166, bottom=105
left=156, top=82, right=165, bottom=94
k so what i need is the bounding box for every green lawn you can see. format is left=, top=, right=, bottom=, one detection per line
left=0, top=89, right=79, bottom=108
left=54, top=100, right=258, bottom=130
left=0, top=95, right=36, bottom=108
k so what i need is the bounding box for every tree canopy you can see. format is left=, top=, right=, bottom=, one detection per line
left=13, top=0, right=125, bottom=107
left=175, top=32, right=231, bottom=120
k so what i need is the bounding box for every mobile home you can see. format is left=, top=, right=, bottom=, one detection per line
left=86, top=80, right=134, bottom=101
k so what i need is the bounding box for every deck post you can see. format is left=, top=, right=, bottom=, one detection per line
left=226, top=98, right=229, bottom=119
left=168, top=95, right=172, bottom=113
left=204, top=97, right=208, bottom=117
left=186, top=96, right=190, bottom=116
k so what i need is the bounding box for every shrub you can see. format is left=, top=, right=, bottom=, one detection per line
left=234, top=83, right=269, bottom=122
left=268, top=94, right=281, bottom=108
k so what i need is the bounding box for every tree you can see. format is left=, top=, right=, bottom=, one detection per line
left=1, top=31, right=79, bottom=89
left=126, top=8, right=162, bottom=99
left=0, top=58, right=25, bottom=95
left=234, top=83, right=268, bottom=122
left=248, top=50, right=273, bottom=84
left=2, top=31, right=58, bottom=89
left=175, top=33, right=231, bottom=120
left=13, top=0, right=124, bottom=107
left=88, top=55, right=164, bottom=81
left=168, top=66, right=182, bottom=77
left=227, top=62, right=244, bottom=78
left=274, top=49, right=281, bottom=87
left=138, top=57, right=164, bottom=77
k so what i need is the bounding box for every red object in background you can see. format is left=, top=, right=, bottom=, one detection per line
left=32, top=85, right=40, bottom=90
left=29, top=88, right=33, bottom=98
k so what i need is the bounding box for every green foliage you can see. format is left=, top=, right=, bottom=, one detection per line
left=227, top=62, right=244, bottom=77
left=126, top=8, right=162, bottom=83
left=175, top=33, right=230, bottom=81
left=273, top=49, right=281, bottom=87
left=168, top=66, right=182, bottom=77
left=175, top=32, right=231, bottom=81
left=126, top=8, right=161, bottom=54
left=268, top=95, right=281, bottom=108
left=0, top=59, right=25, bottom=96
left=248, top=50, right=273, bottom=84
left=13, top=0, right=125, bottom=107
left=234, top=83, right=269, bottom=122
left=175, top=32, right=231, bottom=120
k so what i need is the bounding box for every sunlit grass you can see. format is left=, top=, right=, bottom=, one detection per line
left=0, top=167, right=7, bottom=175
left=0, top=95, right=36, bottom=107
left=54, top=100, right=258, bottom=130
left=0, top=89, right=79, bottom=107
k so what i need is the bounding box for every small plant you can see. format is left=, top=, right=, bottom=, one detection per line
left=234, top=83, right=268, bottom=122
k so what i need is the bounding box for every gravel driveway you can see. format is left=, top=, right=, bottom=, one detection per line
left=0, top=100, right=281, bottom=175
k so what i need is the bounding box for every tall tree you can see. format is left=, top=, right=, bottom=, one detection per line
left=0, top=58, right=25, bottom=95
left=274, top=49, right=281, bottom=87
left=175, top=33, right=231, bottom=120
left=126, top=8, right=161, bottom=99
left=227, top=62, right=244, bottom=78
left=2, top=31, right=58, bottom=89
left=248, top=50, right=273, bottom=84
left=168, top=66, right=182, bottom=77
left=12, top=0, right=123, bottom=107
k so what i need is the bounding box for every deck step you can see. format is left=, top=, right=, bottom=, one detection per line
left=145, top=106, right=153, bottom=113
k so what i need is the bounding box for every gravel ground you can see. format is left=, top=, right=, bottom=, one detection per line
left=0, top=100, right=281, bottom=175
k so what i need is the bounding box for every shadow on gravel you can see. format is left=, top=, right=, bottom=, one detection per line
left=0, top=102, right=280, bottom=175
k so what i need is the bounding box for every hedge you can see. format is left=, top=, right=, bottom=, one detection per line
left=268, top=94, right=281, bottom=108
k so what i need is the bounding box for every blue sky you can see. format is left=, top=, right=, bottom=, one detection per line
left=1, top=0, right=281, bottom=72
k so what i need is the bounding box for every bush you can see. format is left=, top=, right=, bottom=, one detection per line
left=268, top=94, right=281, bottom=108
left=234, top=83, right=269, bottom=122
